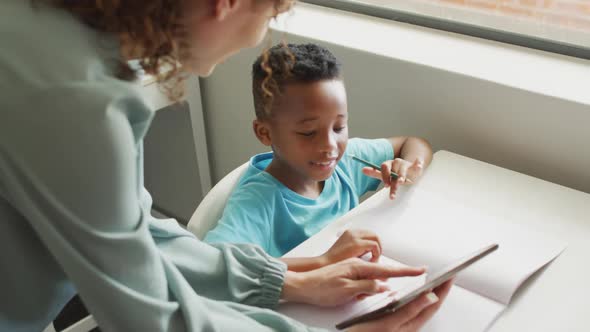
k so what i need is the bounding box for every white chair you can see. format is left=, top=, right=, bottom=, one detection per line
left=187, top=162, right=249, bottom=239
left=43, top=315, right=97, bottom=332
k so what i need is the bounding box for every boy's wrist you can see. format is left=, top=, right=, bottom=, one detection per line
left=317, top=253, right=332, bottom=268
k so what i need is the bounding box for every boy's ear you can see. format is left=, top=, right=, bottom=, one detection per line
left=213, top=0, right=239, bottom=21
left=253, top=119, right=272, bottom=146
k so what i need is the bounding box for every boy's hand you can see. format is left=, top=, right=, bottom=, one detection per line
left=321, top=229, right=382, bottom=266
left=362, top=158, right=424, bottom=200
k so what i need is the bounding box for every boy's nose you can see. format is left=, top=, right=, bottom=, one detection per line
left=319, top=132, right=338, bottom=153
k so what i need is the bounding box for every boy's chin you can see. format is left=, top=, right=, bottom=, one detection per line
left=311, top=171, right=336, bottom=182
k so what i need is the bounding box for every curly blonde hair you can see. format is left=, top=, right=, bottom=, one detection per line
left=35, top=0, right=294, bottom=101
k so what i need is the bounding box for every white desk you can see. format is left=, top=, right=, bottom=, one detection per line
left=286, top=150, right=590, bottom=332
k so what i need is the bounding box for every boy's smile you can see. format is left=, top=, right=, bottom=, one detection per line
left=254, top=79, right=348, bottom=198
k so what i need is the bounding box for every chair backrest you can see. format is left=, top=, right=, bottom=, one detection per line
left=187, top=162, right=249, bottom=239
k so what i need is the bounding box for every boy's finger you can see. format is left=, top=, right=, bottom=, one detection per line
left=405, top=159, right=423, bottom=183
left=389, top=183, right=397, bottom=200
left=390, top=177, right=402, bottom=199
left=350, top=229, right=383, bottom=254
left=361, top=167, right=383, bottom=180
left=381, top=162, right=392, bottom=187
left=359, top=239, right=381, bottom=261
left=397, top=161, right=411, bottom=182
left=412, top=158, right=424, bottom=170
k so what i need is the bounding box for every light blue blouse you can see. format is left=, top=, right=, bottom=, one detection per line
left=0, top=1, right=323, bottom=331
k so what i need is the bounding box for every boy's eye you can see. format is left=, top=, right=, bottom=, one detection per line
left=334, top=126, right=346, bottom=133
left=297, top=131, right=315, bottom=137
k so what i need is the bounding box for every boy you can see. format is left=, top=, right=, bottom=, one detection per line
left=205, top=43, right=432, bottom=263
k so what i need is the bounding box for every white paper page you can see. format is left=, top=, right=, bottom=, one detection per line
left=345, top=187, right=566, bottom=305
left=420, top=286, right=505, bottom=332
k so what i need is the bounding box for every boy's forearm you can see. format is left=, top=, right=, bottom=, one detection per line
left=396, top=137, right=433, bottom=166
left=281, top=256, right=328, bottom=272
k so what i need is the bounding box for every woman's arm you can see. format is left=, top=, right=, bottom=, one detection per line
left=281, top=258, right=425, bottom=307
left=0, top=83, right=319, bottom=331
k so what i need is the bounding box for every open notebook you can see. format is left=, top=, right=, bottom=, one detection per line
left=278, top=187, right=567, bottom=331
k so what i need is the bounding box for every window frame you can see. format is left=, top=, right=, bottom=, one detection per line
left=302, top=0, right=590, bottom=60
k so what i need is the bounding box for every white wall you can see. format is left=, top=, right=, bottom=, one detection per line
left=200, top=6, right=590, bottom=195
left=144, top=102, right=203, bottom=223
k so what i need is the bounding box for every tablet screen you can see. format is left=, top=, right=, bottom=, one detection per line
left=336, top=243, right=499, bottom=330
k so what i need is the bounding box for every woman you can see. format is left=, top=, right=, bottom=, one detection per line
left=0, top=0, right=451, bottom=331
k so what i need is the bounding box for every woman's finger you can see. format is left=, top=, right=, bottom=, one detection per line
left=387, top=292, right=440, bottom=328
left=400, top=280, right=453, bottom=331
left=349, top=279, right=389, bottom=298
left=357, top=289, right=397, bottom=304
left=351, top=261, right=426, bottom=280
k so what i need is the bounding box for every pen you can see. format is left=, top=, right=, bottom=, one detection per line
left=349, top=154, right=400, bottom=181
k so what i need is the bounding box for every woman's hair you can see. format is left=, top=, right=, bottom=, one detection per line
left=34, top=0, right=294, bottom=101
left=252, top=43, right=342, bottom=119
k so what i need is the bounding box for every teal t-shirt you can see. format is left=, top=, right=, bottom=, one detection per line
left=204, top=138, right=394, bottom=257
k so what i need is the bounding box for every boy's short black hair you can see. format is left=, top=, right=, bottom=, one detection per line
left=252, top=43, right=342, bottom=119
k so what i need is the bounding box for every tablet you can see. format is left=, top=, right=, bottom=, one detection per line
left=335, top=243, right=499, bottom=330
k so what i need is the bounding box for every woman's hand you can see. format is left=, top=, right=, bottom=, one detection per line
left=321, top=229, right=382, bottom=265
left=282, top=258, right=425, bottom=307
left=348, top=279, right=453, bottom=332
left=362, top=158, right=424, bottom=200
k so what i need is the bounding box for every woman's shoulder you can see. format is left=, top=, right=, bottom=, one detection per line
left=0, top=79, right=152, bottom=148
left=2, top=1, right=122, bottom=84
left=1, top=0, right=144, bottom=110
left=0, top=0, right=152, bottom=145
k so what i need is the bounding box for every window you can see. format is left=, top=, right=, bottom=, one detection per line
left=304, top=0, right=590, bottom=59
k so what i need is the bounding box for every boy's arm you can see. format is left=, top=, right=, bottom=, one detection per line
left=203, top=186, right=274, bottom=250
left=281, top=256, right=328, bottom=272
left=387, top=136, right=433, bottom=170
left=362, top=136, right=433, bottom=199
left=281, top=229, right=383, bottom=272
left=387, top=136, right=432, bottom=197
